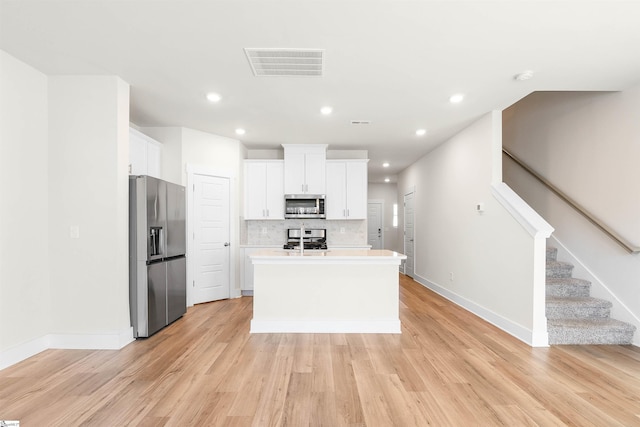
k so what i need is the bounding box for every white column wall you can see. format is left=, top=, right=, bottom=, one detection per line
left=48, top=76, right=131, bottom=340
left=398, top=112, right=541, bottom=343
left=0, top=51, right=51, bottom=355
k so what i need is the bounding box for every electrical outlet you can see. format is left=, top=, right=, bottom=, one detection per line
left=449, top=272, right=454, bottom=281
left=340, top=227, right=345, bottom=234
left=70, top=225, right=80, bottom=239
left=261, top=227, right=267, bottom=234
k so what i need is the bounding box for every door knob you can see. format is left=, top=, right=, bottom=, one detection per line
left=224, top=242, right=230, bottom=247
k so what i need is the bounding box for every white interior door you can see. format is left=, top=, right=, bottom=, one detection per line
left=192, top=174, right=230, bottom=304
left=403, top=191, right=414, bottom=277
left=367, top=201, right=383, bottom=249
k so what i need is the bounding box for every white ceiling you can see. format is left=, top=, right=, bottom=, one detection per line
left=2, top=1, right=640, bottom=183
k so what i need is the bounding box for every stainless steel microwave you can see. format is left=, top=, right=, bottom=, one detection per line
left=284, top=194, right=326, bottom=219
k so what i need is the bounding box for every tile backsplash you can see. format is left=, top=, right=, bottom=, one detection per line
left=242, top=219, right=367, bottom=246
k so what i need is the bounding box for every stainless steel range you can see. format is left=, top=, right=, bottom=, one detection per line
left=283, top=228, right=328, bottom=250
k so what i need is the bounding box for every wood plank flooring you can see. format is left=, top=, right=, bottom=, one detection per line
left=2, top=274, right=639, bottom=426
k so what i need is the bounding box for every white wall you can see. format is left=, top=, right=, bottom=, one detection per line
left=139, top=126, right=245, bottom=292
left=398, top=112, right=546, bottom=344
left=181, top=127, right=242, bottom=184
left=181, top=128, right=244, bottom=291
left=48, top=75, right=131, bottom=339
left=368, top=183, right=400, bottom=252
left=0, top=51, right=51, bottom=356
left=1, top=51, right=132, bottom=369
left=503, top=89, right=640, bottom=337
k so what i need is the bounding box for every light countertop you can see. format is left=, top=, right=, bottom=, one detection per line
left=249, top=249, right=406, bottom=265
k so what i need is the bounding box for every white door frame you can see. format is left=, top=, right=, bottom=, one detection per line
left=403, top=186, right=415, bottom=277
left=367, top=199, right=385, bottom=249
left=186, top=164, right=238, bottom=307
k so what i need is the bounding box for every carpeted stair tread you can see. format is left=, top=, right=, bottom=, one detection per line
left=546, top=296, right=611, bottom=307
left=546, top=246, right=558, bottom=261
left=546, top=260, right=574, bottom=278
left=546, top=277, right=591, bottom=297
left=546, top=296, right=612, bottom=319
left=548, top=318, right=636, bottom=345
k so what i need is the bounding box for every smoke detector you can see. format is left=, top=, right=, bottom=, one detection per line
left=514, top=70, right=534, bottom=81
left=244, top=48, right=324, bottom=77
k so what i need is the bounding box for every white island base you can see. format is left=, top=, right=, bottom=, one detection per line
left=249, top=250, right=406, bottom=334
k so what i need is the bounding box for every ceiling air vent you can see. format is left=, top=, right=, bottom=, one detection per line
left=350, top=120, right=371, bottom=125
left=244, top=48, right=324, bottom=77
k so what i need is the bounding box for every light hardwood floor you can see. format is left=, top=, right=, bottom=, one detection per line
left=2, top=274, right=639, bottom=426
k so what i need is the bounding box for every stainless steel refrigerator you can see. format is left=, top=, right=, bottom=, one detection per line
left=129, top=175, right=186, bottom=338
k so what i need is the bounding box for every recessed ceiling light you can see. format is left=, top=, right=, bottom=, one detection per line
left=384, top=178, right=390, bottom=183
left=416, top=129, right=427, bottom=136
left=382, top=162, right=390, bottom=168
left=449, top=93, right=464, bottom=104
left=514, top=70, right=534, bottom=81
left=320, top=106, right=333, bottom=115
left=235, top=128, right=246, bottom=135
left=206, top=92, right=222, bottom=103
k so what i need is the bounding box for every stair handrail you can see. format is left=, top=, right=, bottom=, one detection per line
left=502, top=148, right=640, bottom=254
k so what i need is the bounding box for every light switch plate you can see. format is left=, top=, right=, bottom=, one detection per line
left=70, top=225, right=80, bottom=239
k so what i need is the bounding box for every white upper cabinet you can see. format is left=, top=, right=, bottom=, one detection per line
left=244, top=160, right=285, bottom=220
left=129, top=128, right=162, bottom=178
left=326, top=160, right=368, bottom=220
left=282, top=144, right=327, bottom=194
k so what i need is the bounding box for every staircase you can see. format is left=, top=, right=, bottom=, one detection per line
left=546, top=247, right=636, bottom=345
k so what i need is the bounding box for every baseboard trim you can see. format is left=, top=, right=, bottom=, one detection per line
left=413, top=274, right=548, bottom=347
left=0, top=335, right=50, bottom=371
left=0, top=327, right=135, bottom=371
left=250, top=319, right=401, bottom=334
left=50, top=327, right=135, bottom=350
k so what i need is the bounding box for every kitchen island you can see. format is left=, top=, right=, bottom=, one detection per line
left=249, top=249, right=407, bottom=334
